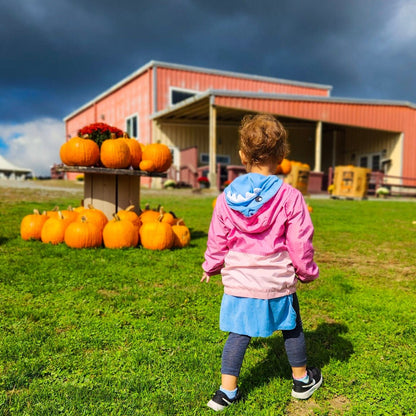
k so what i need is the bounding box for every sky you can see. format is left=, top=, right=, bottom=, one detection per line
left=1, top=0, right=416, bottom=176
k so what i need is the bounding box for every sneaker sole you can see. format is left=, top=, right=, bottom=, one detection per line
left=291, top=375, right=323, bottom=400
left=207, top=399, right=228, bottom=411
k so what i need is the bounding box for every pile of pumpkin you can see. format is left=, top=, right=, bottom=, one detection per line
left=20, top=204, right=190, bottom=250
left=60, top=134, right=172, bottom=173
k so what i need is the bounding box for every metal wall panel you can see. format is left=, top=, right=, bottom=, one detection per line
left=156, top=67, right=330, bottom=112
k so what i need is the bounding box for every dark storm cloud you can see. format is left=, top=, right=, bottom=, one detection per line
left=1, top=0, right=415, bottom=123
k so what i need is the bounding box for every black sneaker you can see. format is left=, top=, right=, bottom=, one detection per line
left=292, top=367, right=323, bottom=399
left=207, top=389, right=241, bottom=411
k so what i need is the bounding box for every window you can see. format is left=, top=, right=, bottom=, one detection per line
left=359, top=153, right=381, bottom=171
left=200, top=154, right=231, bottom=164
left=170, top=88, right=198, bottom=105
left=126, top=114, right=138, bottom=138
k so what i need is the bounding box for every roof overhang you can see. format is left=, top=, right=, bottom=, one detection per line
left=151, top=89, right=416, bottom=127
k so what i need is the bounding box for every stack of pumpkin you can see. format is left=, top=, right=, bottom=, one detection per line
left=60, top=134, right=172, bottom=173
left=20, top=204, right=190, bottom=250
left=275, top=158, right=292, bottom=175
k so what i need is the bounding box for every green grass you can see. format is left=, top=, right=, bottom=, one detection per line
left=1, top=186, right=416, bottom=415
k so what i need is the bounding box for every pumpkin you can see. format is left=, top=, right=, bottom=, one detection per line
left=122, top=136, right=142, bottom=168
left=59, top=206, right=79, bottom=222
left=141, top=143, right=172, bottom=172
left=139, top=216, right=174, bottom=250
left=159, top=207, right=176, bottom=226
left=100, top=137, right=131, bottom=168
left=46, top=206, right=60, bottom=219
left=64, top=216, right=103, bottom=248
left=41, top=211, right=73, bottom=245
left=103, top=214, right=139, bottom=249
left=276, top=158, right=292, bottom=175
left=117, top=205, right=141, bottom=235
left=172, top=219, right=191, bottom=248
left=20, top=209, right=49, bottom=240
left=139, top=204, right=160, bottom=223
left=76, top=204, right=108, bottom=231
left=139, top=160, right=156, bottom=172
left=60, top=136, right=100, bottom=167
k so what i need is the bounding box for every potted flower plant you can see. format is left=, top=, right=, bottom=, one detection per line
left=197, top=176, right=210, bottom=189
left=78, top=122, right=124, bottom=148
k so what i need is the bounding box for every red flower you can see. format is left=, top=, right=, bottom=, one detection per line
left=78, top=123, right=124, bottom=147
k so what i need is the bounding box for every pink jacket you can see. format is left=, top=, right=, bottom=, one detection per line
left=202, top=183, right=319, bottom=299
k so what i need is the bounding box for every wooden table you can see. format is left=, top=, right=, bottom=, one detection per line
left=56, top=165, right=166, bottom=219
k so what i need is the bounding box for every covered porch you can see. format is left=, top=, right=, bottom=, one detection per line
left=151, top=90, right=407, bottom=193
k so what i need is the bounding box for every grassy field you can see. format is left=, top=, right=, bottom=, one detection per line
left=1, top=182, right=416, bottom=415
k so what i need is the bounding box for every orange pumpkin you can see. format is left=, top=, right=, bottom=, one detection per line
left=172, top=219, right=191, bottom=248
left=64, top=216, right=103, bottom=248
left=276, top=158, right=292, bottom=175
left=41, top=211, right=73, bottom=245
left=59, top=206, right=79, bottom=222
left=117, top=205, right=141, bottom=235
left=100, top=137, right=131, bottom=168
left=139, top=160, right=156, bottom=172
left=159, top=207, right=176, bottom=226
left=46, top=206, right=60, bottom=219
left=139, top=217, right=174, bottom=250
left=123, top=137, right=142, bottom=168
left=139, top=204, right=160, bottom=223
left=103, top=214, right=139, bottom=249
left=60, top=136, right=100, bottom=167
left=76, top=204, right=108, bottom=232
left=20, top=209, right=49, bottom=240
left=141, top=143, right=172, bottom=172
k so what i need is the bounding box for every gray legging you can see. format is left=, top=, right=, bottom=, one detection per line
left=221, top=293, right=307, bottom=377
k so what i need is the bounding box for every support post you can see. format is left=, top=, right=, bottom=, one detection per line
left=314, top=121, right=322, bottom=172
left=208, top=97, right=217, bottom=189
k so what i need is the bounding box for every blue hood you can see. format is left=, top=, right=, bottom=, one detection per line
left=224, top=173, right=283, bottom=217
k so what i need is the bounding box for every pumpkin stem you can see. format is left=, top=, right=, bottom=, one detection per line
left=80, top=215, right=87, bottom=223
left=126, top=205, right=135, bottom=212
left=144, top=203, right=150, bottom=211
left=176, top=219, right=185, bottom=226
left=169, top=210, right=177, bottom=218
left=157, top=214, right=164, bottom=222
left=58, top=211, right=64, bottom=220
left=33, top=209, right=40, bottom=215
left=112, top=213, right=121, bottom=221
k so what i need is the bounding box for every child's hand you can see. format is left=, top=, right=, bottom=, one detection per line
left=201, top=272, right=210, bottom=283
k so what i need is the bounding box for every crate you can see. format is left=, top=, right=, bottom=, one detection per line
left=332, top=165, right=370, bottom=199
left=284, top=162, right=310, bottom=195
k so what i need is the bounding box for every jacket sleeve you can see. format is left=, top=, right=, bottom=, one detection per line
left=285, top=189, right=319, bottom=283
left=202, top=195, right=230, bottom=276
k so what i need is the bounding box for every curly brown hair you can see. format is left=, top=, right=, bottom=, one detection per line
left=239, top=113, right=289, bottom=168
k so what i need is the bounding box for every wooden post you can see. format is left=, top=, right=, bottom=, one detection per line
left=208, top=97, right=217, bottom=189
left=116, top=175, right=141, bottom=215
left=314, top=121, right=322, bottom=172
left=57, top=166, right=165, bottom=220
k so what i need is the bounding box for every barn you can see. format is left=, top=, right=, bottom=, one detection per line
left=64, top=61, right=416, bottom=193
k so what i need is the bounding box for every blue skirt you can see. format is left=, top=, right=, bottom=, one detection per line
left=219, top=293, right=297, bottom=337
